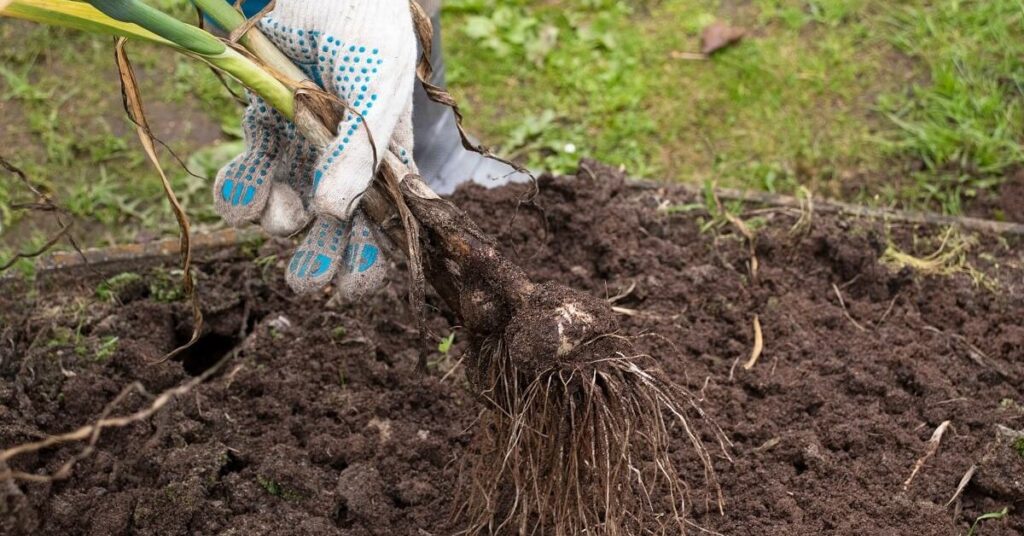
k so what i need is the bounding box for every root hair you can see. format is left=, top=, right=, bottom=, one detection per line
left=456, top=336, right=728, bottom=535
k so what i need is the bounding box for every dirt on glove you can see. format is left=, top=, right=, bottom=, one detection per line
left=1, top=162, right=1022, bottom=535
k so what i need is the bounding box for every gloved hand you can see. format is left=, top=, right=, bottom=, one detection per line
left=213, top=0, right=418, bottom=296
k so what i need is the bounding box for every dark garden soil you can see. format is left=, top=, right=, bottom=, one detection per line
left=1, top=162, right=1023, bottom=535
left=968, top=169, right=1024, bottom=224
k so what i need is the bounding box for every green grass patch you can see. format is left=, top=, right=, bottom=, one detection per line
left=878, top=0, right=1024, bottom=213
left=444, top=0, right=1024, bottom=211
left=443, top=0, right=894, bottom=188
left=0, top=3, right=239, bottom=253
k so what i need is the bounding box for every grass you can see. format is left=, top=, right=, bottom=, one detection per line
left=446, top=0, right=886, bottom=184
left=0, top=0, right=241, bottom=253
left=1, top=0, right=1022, bottom=263
left=878, top=0, right=1024, bottom=213
left=967, top=507, right=1009, bottom=536
left=443, top=0, right=1024, bottom=206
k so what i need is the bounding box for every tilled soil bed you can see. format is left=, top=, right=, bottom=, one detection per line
left=2, top=162, right=1023, bottom=535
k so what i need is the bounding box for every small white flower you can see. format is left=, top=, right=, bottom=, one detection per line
left=564, top=143, right=577, bottom=154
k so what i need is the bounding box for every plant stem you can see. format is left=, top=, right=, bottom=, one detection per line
left=86, top=0, right=224, bottom=55
left=80, top=0, right=295, bottom=118
left=207, top=47, right=296, bottom=118
left=189, top=0, right=245, bottom=31
left=190, top=0, right=308, bottom=84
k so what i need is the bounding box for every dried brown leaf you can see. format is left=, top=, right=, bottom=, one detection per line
left=114, top=38, right=203, bottom=362
left=701, top=21, right=746, bottom=55
left=903, top=420, right=952, bottom=490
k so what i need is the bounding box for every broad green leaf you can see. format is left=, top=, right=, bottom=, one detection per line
left=2, top=0, right=171, bottom=46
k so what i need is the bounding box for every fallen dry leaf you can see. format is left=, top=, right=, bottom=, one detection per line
left=701, top=21, right=746, bottom=55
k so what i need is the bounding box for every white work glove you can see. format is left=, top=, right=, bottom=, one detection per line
left=213, top=0, right=418, bottom=296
